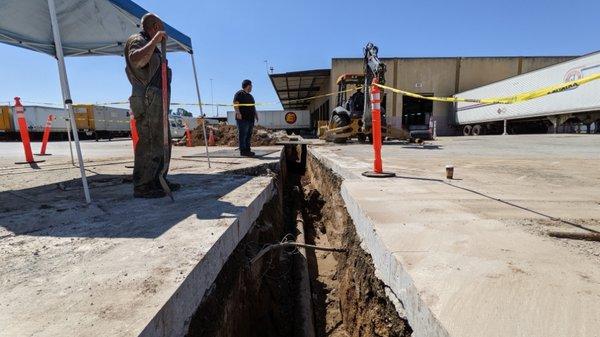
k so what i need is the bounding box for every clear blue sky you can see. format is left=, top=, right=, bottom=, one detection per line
left=1, top=0, right=599, bottom=116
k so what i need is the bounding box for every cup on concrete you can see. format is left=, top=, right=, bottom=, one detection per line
left=445, top=165, right=454, bottom=179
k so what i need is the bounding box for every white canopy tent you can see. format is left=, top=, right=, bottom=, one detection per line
left=0, top=0, right=210, bottom=203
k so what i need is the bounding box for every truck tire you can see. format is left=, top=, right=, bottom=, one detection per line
left=472, top=124, right=482, bottom=136
left=331, top=113, right=350, bottom=128
left=463, top=125, right=473, bottom=136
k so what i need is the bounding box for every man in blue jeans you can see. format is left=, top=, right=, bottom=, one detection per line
left=233, top=79, right=259, bottom=157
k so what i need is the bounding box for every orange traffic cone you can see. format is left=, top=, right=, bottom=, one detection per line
left=14, top=97, right=44, bottom=165
left=208, top=129, right=216, bottom=146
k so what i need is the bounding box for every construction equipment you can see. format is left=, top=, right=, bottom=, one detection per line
left=319, top=74, right=367, bottom=143
left=320, top=42, right=409, bottom=143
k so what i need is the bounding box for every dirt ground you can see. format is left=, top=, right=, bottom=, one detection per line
left=186, top=124, right=286, bottom=147
left=515, top=218, right=600, bottom=259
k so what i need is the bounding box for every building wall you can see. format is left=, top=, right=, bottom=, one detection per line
left=395, top=58, right=458, bottom=135
left=329, top=56, right=574, bottom=135
left=520, top=57, right=574, bottom=74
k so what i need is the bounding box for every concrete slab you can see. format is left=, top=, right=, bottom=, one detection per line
left=309, top=135, right=600, bottom=337
left=0, top=140, right=281, bottom=336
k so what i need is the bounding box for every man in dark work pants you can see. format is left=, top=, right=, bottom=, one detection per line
left=124, top=13, right=180, bottom=198
left=233, top=79, right=259, bottom=157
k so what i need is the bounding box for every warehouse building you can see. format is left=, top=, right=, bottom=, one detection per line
left=269, top=55, right=574, bottom=135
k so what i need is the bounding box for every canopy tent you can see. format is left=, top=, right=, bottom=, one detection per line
left=0, top=0, right=210, bottom=203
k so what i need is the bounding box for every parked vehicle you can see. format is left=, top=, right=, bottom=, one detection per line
left=454, top=51, right=600, bottom=135
left=0, top=104, right=130, bottom=140
left=0, top=104, right=211, bottom=141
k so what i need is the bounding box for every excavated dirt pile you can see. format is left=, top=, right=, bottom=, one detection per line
left=186, top=124, right=286, bottom=147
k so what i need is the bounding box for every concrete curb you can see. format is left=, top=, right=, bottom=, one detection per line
left=139, top=179, right=277, bottom=337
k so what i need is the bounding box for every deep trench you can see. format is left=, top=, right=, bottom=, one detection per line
left=185, top=147, right=412, bottom=337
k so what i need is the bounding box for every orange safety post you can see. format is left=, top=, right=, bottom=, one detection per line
left=129, top=113, right=139, bottom=152
left=184, top=122, right=192, bottom=147
left=208, top=128, right=216, bottom=146
left=14, top=97, right=44, bottom=165
left=362, top=80, right=394, bottom=178
left=37, top=114, right=55, bottom=156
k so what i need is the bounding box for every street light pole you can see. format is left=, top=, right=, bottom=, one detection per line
left=210, top=78, right=215, bottom=117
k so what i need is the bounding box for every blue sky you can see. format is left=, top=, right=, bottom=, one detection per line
left=1, top=0, right=599, bottom=116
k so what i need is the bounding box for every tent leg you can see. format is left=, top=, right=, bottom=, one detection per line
left=65, top=107, right=74, bottom=165
left=190, top=52, right=211, bottom=168
left=48, top=0, right=91, bottom=204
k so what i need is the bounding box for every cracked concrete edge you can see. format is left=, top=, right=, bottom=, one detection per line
left=309, top=146, right=449, bottom=337
left=307, top=146, right=362, bottom=180
left=339, top=183, right=450, bottom=337
left=138, top=178, right=277, bottom=337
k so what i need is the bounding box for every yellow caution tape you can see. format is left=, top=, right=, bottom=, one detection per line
left=375, top=72, right=600, bottom=105
left=15, top=85, right=361, bottom=109
left=18, top=73, right=600, bottom=111
left=160, top=86, right=363, bottom=108
left=74, top=86, right=362, bottom=108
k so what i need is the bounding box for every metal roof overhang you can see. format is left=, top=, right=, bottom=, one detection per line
left=269, top=69, right=330, bottom=110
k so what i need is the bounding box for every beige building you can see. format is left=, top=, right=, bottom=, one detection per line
left=270, top=55, right=573, bottom=135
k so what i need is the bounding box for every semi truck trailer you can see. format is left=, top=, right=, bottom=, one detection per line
left=454, top=51, right=600, bottom=135
left=0, top=104, right=130, bottom=140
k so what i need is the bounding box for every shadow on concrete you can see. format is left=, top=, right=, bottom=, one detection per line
left=0, top=171, right=262, bottom=239
left=394, top=174, right=599, bottom=234
left=400, top=145, right=442, bottom=150
left=443, top=181, right=600, bottom=234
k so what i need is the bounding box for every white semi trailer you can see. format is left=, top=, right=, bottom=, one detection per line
left=227, top=110, right=311, bottom=132
left=454, top=51, right=600, bottom=135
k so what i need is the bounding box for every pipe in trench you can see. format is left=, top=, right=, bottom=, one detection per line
left=295, top=209, right=316, bottom=337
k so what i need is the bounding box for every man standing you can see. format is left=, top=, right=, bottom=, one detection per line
left=125, top=13, right=179, bottom=198
left=233, top=79, right=258, bottom=157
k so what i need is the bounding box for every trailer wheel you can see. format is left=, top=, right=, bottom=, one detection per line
left=463, top=125, right=473, bottom=136
left=472, top=124, right=482, bottom=136
left=357, top=133, right=367, bottom=144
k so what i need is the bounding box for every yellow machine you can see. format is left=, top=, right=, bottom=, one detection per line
left=319, top=43, right=410, bottom=143
left=319, top=74, right=368, bottom=143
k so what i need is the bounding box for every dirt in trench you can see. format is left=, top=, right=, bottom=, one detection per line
left=185, top=150, right=412, bottom=337
left=185, top=191, right=296, bottom=337
left=186, top=153, right=308, bottom=337
left=301, top=154, right=412, bottom=337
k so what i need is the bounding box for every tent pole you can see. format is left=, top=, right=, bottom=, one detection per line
left=65, top=106, right=74, bottom=165
left=48, top=0, right=91, bottom=204
left=190, top=52, right=211, bottom=168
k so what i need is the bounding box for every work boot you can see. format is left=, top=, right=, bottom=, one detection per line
left=166, top=181, right=181, bottom=191
left=241, top=151, right=255, bottom=157
left=134, top=188, right=166, bottom=199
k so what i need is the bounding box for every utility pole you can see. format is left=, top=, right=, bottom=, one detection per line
left=209, top=78, right=215, bottom=117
